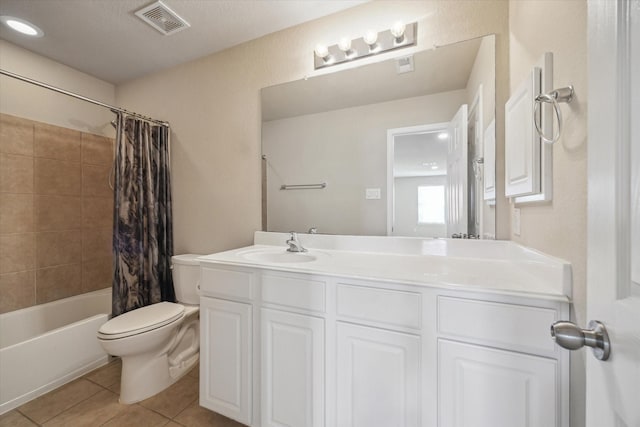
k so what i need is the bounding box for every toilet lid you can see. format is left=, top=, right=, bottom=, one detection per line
left=98, top=302, right=185, bottom=339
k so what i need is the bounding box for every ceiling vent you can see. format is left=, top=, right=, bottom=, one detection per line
left=135, top=1, right=190, bottom=36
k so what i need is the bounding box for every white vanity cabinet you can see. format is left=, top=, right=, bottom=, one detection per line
left=199, top=247, right=570, bottom=427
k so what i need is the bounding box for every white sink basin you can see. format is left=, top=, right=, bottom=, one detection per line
left=239, top=247, right=320, bottom=264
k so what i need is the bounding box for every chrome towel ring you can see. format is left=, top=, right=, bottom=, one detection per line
left=534, top=85, right=574, bottom=144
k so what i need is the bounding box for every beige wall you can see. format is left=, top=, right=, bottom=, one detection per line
left=509, top=2, right=587, bottom=426
left=0, top=113, right=114, bottom=314
left=115, top=0, right=510, bottom=255
left=263, top=90, right=466, bottom=236
left=0, top=40, right=115, bottom=138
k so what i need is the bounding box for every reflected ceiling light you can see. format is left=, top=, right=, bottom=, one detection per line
left=390, top=21, right=406, bottom=43
left=437, top=132, right=449, bottom=140
left=0, top=16, right=44, bottom=37
left=314, top=22, right=417, bottom=70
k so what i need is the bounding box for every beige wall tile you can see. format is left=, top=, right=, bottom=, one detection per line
left=34, top=123, right=81, bottom=162
left=82, top=227, right=112, bottom=261
left=35, top=195, right=82, bottom=231
left=36, top=231, right=82, bottom=268
left=36, top=263, right=82, bottom=304
left=0, top=113, right=34, bottom=156
left=82, top=133, right=113, bottom=165
left=0, top=193, right=34, bottom=233
left=82, top=164, right=112, bottom=198
left=82, top=197, right=113, bottom=229
left=0, top=153, right=34, bottom=194
left=0, top=270, right=35, bottom=313
left=82, top=256, right=112, bottom=292
left=35, top=158, right=81, bottom=196
left=0, top=233, right=35, bottom=274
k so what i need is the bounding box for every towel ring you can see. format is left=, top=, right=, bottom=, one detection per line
left=534, top=85, right=574, bottom=144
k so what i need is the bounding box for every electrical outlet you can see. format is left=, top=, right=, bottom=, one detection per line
left=513, top=208, right=521, bottom=236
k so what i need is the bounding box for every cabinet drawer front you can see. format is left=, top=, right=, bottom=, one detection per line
left=437, top=296, right=558, bottom=356
left=200, top=266, right=254, bottom=300
left=262, top=274, right=326, bottom=312
left=337, top=284, right=421, bottom=330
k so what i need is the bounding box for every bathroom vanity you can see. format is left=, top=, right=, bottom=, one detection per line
left=198, top=232, right=571, bottom=427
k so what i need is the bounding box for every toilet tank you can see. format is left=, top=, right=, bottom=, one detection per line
left=171, top=254, right=202, bottom=304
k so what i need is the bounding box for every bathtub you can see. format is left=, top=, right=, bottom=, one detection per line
left=0, top=288, right=112, bottom=414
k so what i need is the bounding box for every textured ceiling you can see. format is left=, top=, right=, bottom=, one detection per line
left=0, top=0, right=367, bottom=84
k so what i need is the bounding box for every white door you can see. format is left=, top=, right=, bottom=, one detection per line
left=261, top=308, right=324, bottom=427
left=199, top=297, right=252, bottom=425
left=446, top=104, right=468, bottom=236
left=336, top=322, right=420, bottom=427
left=585, top=1, right=640, bottom=426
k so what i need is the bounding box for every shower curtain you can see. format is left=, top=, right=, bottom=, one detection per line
left=112, top=113, right=175, bottom=317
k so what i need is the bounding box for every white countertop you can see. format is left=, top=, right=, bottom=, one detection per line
left=198, top=233, right=572, bottom=302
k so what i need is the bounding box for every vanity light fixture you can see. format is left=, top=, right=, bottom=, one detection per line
left=314, top=22, right=417, bottom=69
left=0, top=16, right=44, bottom=37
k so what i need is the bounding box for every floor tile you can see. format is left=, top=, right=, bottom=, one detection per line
left=139, top=374, right=199, bottom=419
left=101, top=404, right=172, bottom=427
left=173, top=401, right=245, bottom=427
left=84, top=358, right=121, bottom=389
left=0, top=410, right=37, bottom=427
left=42, top=389, right=126, bottom=427
left=187, top=363, right=199, bottom=379
left=17, top=378, right=102, bottom=424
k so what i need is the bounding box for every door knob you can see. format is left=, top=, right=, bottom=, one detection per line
left=550, top=320, right=611, bottom=361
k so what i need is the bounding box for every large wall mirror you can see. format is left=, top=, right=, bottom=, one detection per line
left=261, top=34, right=496, bottom=238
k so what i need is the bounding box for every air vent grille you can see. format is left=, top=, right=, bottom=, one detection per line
left=135, top=1, right=190, bottom=36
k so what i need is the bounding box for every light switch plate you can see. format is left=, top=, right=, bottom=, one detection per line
left=365, top=188, right=381, bottom=200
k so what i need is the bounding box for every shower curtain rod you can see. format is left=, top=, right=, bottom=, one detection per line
left=0, top=68, right=169, bottom=127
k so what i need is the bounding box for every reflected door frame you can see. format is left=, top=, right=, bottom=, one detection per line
left=386, top=123, right=448, bottom=236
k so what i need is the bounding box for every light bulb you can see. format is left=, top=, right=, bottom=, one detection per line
left=363, top=30, right=378, bottom=46
left=390, top=21, right=406, bottom=42
left=0, top=16, right=43, bottom=37
left=314, top=44, right=329, bottom=59
left=338, top=37, right=352, bottom=52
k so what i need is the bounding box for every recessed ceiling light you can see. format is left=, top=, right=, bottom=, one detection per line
left=0, top=16, right=44, bottom=37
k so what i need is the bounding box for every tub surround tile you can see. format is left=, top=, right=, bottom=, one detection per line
left=139, top=373, right=199, bottom=419
left=36, top=231, right=82, bottom=268
left=34, top=124, right=81, bottom=163
left=17, top=379, right=102, bottom=425
left=41, top=389, right=125, bottom=427
left=35, top=195, right=82, bottom=232
left=82, top=227, right=112, bottom=261
left=82, top=256, right=112, bottom=292
left=0, top=233, right=35, bottom=274
left=82, top=164, right=112, bottom=198
left=0, top=193, right=34, bottom=234
left=34, top=159, right=81, bottom=196
left=0, top=410, right=37, bottom=427
left=101, top=404, right=171, bottom=427
left=0, top=270, right=35, bottom=314
left=35, top=264, right=82, bottom=304
left=0, top=153, right=34, bottom=194
left=82, top=197, right=113, bottom=229
left=81, top=134, right=113, bottom=166
left=0, top=114, right=34, bottom=157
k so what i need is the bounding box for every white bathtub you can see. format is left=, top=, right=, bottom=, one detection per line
left=0, top=288, right=112, bottom=414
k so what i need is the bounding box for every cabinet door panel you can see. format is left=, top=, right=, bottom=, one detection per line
left=200, top=297, right=251, bottom=425
left=439, top=339, right=557, bottom=427
left=336, top=322, right=420, bottom=427
left=262, top=309, right=324, bottom=427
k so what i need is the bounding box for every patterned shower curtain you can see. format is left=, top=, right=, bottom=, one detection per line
left=112, top=113, right=175, bottom=317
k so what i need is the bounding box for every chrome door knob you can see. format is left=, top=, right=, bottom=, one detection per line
left=550, top=320, right=611, bottom=361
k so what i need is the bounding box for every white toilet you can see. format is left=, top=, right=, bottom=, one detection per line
left=97, top=254, right=201, bottom=404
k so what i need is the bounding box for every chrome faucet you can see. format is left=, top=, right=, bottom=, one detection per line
left=286, top=232, right=307, bottom=253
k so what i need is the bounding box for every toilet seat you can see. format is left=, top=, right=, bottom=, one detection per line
left=98, top=302, right=185, bottom=340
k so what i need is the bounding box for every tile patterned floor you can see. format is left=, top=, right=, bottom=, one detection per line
left=0, top=359, right=245, bottom=427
